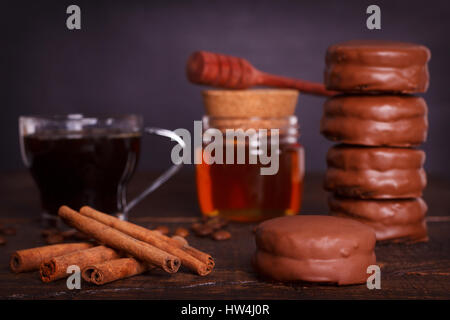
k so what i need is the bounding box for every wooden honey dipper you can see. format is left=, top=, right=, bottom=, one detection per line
left=186, top=51, right=337, bottom=97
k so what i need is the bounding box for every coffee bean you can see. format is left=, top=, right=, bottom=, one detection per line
left=191, top=222, right=203, bottom=231
left=155, top=225, right=169, bottom=235
left=0, top=235, right=6, bottom=245
left=194, top=225, right=214, bottom=237
left=71, top=231, right=90, bottom=240
left=174, top=227, right=189, bottom=238
left=206, top=217, right=228, bottom=230
left=0, top=227, right=16, bottom=236
left=60, top=229, right=89, bottom=240
left=212, top=230, right=231, bottom=241
left=41, top=229, right=59, bottom=237
left=191, top=222, right=209, bottom=235
left=60, top=229, right=76, bottom=238
left=45, top=233, right=65, bottom=244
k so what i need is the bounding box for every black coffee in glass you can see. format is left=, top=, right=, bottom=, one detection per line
left=20, top=114, right=183, bottom=225
left=22, top=130, right=141, bottom=217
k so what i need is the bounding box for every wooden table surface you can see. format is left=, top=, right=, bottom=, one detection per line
left=0, top=169, right=449, bottom=299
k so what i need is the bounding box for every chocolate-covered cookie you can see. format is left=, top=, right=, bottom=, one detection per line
left=325, top=145, right=426, bottom=199
left=321, top=95, right=428, bottom=147
left=253, top=215, right=376, bottom=285
left=329, top=196, right=428, bottom=242
left=325, top=40, right=430, bottom=93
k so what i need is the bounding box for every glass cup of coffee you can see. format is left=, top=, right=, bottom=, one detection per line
left=19, top=114, right=184, bottom=225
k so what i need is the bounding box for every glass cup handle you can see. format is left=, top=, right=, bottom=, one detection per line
left=124, top=127, right=185, bottom=217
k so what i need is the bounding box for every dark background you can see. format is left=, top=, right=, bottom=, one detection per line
left=2, top=0, right=450, bottom=176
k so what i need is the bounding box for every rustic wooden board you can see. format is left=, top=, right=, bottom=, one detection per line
left=0, top=171, right=449, bottom=299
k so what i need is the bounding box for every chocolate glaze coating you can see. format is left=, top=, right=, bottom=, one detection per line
left=325, top=145, right=426, bottom=199
left=253, top=215, right=376, bottom=285
left=325, top=40, right=431, bottom=93
left=329, top=196, right=428, bottom=242
left=321, top=95, right=428, bottom=147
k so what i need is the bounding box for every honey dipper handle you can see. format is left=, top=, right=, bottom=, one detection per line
left=186, top=50, right=337, bottom=96
left=255, top=71, right=337, bottom=97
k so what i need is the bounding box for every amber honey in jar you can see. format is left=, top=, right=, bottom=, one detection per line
left=195, top=115, right=304, bottom=222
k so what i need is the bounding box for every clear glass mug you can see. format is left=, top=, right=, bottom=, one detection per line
left=19, top=114, right=184, bottom=225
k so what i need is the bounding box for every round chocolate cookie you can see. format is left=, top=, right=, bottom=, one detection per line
left=329, top=196, right=428, bottom=242
left=325, top=145, right=426, bottom=199
left=325, top=40, right=431, bottom=93
left=321, top=95, right=428, bottom=147
left=253, top=215, right=376, bottom=285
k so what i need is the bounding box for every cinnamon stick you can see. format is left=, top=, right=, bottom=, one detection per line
left=169, top=235, right=215, bottom=272
left=40, top=245, right=120, bottom=282
left=166, top=233, right=215, bottom=269
left=58, top=206, right=180, bottom=273
left=79, top=206, right=214, bottom=276
left=10, top=242, right=92, bottom=273
left=83, top=237, right=198, bottom=285
left=82, top=258, right=153, bottom=285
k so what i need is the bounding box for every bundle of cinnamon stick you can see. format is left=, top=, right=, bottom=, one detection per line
left=10, top=206, right=214, bottom=285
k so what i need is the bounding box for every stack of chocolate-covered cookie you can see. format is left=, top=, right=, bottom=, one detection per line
left=321, top=40, right=430, bottom=242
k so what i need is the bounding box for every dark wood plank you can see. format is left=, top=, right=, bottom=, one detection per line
left=0, top=170, right=449, bottom=299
